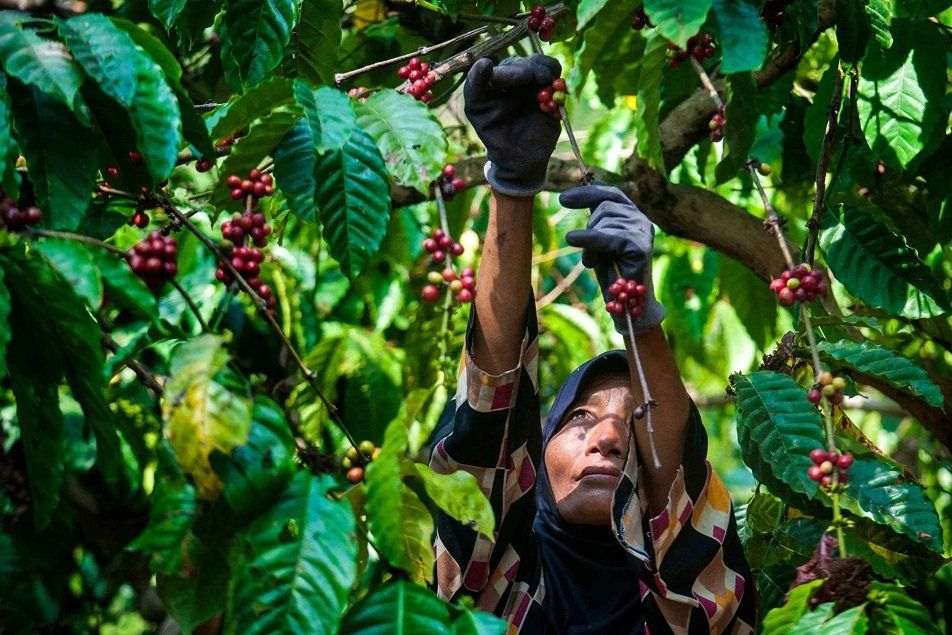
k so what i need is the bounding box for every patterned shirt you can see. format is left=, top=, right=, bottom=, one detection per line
left=429, top=305, right=756, bottom=634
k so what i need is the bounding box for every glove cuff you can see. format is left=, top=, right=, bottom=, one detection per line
left=484, top=161, right=546, bottom=198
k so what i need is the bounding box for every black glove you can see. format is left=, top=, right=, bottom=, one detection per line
left=561, top=184, right=666, bottom=335
left=464, top=55, right=562, bottom=197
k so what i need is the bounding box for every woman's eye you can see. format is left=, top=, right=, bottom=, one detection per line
left=569, top=410, right=591, bottom=424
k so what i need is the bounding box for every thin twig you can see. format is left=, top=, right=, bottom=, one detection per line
left=170, top=278, right=209, bottom=332
left=535, top=261, right=585, bottom=308
left=689, top=57, right=725, bottom=110
left=28, top=228, right=126, bottom=256
left=101, top=334, right=164, bottom=396
left=457, top=13, right=521, bottom=25
left=803, top=63, right=845, bottom=264
left=747, top=162, right=797, bottom=271
left=335, top=25, right=491, bottom=85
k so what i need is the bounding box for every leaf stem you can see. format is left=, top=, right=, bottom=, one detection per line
left=101, top=334, right=164, bottom=396
left=169, top=278, right=209, bottom=332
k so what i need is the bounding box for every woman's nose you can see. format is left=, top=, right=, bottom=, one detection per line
left=589, top=416, right=625, bottom=457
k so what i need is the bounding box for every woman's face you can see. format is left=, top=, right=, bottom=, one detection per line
left=543, top=373, right=633, bottom=525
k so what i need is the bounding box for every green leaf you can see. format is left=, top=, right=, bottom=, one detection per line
left=33, top=239, right=103, bottom=310
left=632, top=35, right=667, bottom=171
left=149, top=0, right=188, bottom=30
left=210, top=397, right=296, bottom=518
left=365, top=418, right=434, bottom=583
left=356, top=89, right=446, bottom=194
left=412, top=463, right=494, bottom=539
left=719, top=256, right=777, bottom=349
left=339, top=580, right=452, bottom=634
left=803, top=61, right=839, bottom=162
left=209, top=77, right=294, bottom=141
left=162, top=334, right=254, bottom=499
left=226, top=472, right=357, bottom=635
left=715, top=73, right=758, bottom=183
left=865, top=0, right=894, bottom=48
left=712, top=0, right=768, bottom=73
left=450, top=607, right=507, bottom=635
left=789, top=603, right=865, bottom=635
left=294, top=80, right=358, bottom=153
left=569, top=1, right=638, bottom=94
left=840, top=454, right=943, bottom=553
left=296, top=0, right=343, bottom=85
left=816, top=339, right=943, bottom=407
left=867, top=582, right=942, bottom=635
left=158, top=533, right=230, bottom=634
left=60, top=14, right=182, bottom=181
left=836, top=0, right=871, bottom=63
left=819, top=205, right=949, bottom=319
left=856, top=22, right=946, bottom=168
left=221, top=0, right=300, bottom=88
left=0, top=268, right=9, bottom=380
left=274, top=120, right=318, bottom=221
left=131, top=444, right=198, bottom=574
left=109, top=17, right=214, bottom=160
left=9, top=82, right=97, bottom=230
left=644, top=0, right=712, bottom=48
left=761, top=579, right=824, bottom=635
left=212, top=107, right=301, bottom=210
left=734, top=371, right=825, bottom=500
left=0, top=13, right=89, bottom=122
left=91, top=250, right=157, bottom=318
left=314, top=126, right=391, bottom=278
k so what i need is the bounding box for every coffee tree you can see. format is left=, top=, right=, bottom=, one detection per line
left=1, top=0, right=950, bottom=632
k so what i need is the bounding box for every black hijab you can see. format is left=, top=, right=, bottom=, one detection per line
left=533, top=350, right=645, bottom=634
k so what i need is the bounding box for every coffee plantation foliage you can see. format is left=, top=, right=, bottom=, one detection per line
left=0, top=0, right=951, bottom=632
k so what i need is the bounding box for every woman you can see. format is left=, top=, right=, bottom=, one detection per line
left=429, top=55, right=755, bottom=634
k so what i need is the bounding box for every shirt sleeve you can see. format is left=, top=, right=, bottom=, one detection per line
left=637, top=402, right=758, bottom=635
left=429, top=294, right=542, bottom=603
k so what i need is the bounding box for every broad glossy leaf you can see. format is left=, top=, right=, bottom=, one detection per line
left=274, top=119, right=318, bottom=221
left=131, top=444, right=198, bottom=574
left=450, top=608, right=507, bottom=635
left=632, top=35, right=667, bottom=171
left=836, top=0, right=871, bottom=63
left=91, top=250, right=157, bottom=318
left=339, top=580, right=452, bottom=634
left=840, top=455, right=943, bottom=553
left=210, top=397, right=296, bottom=518
left=149, top=0, right=188, bottom=30
left=712, top=0, right=767, bottom=73
left=0, top=13, right=89, bottom=121
left=744, top=491, right=784, bottom=536
left=365, top=418, right=434, bottom=583
left=856, top=23, right=945, bottom=168
left=162, top=334, right=253, bottom=499
left=865, top=0, right=894, bottom=48
left=820, top=205, right=949, bottom=319
left=576, top=0, right=613, bottom=29
left=356, top=89, right=446, bottom=193
left=413, top=463, right=495, bottom=538
left=867, top=582, right=941, bottom=635
left=227, top=472, right=357, bottom=635
left=644, top=0, right=712, bottom=48
left=569, top=1, right=638, bottom=95
left=211, top=108, right=301, bottom=210
left=789, top=603, right=866, bottom=635
left=294, top=80, right=358, bottom=153
left=719, top=256, right=777, bottom=349
left=210, top=77, right=294, bottom=141
left=9, top=82, right=96, bottom=230
left=761, top=579, right=824, bottom=635
left=221, top=0, right=300, bottom=88
left=296, top=0, right=342, bottom=85
left=314, top=126, right=391, bottom=278
left=60, top=14, right=182, bottom=180
left=33, top=238, right=103, bottom=310
left=715, top=73, right=757, bottom=183
left=816, top=339, right=943, bottom=407
left=734, top=371, right=825, bottom=499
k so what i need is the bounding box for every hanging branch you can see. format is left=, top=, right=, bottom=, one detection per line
left=803, top=64, right=846, bottom=264
left=156, top=196, right=365, bottom=456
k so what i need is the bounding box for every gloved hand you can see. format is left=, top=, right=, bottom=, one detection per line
left=560, top=184, right=666, bottom=335
left=464, top=55, right=562, bottom=198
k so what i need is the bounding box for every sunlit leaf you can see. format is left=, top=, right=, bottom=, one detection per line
left=413, top=463, right=494, bottom=539
left=644, top=0, right=712, bottom=48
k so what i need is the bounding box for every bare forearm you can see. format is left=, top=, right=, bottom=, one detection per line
left=471, top=192, right=534, bottom=374
left=629, top=326, right=691, bottom=512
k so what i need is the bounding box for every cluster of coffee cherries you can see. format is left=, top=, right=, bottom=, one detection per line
left=341, top=440, right=380, bottom=484
left=808, top=372, right=847, bottom=406
left=422, top=227, right=464, bottom=266
left=398, top=57, right=437, bottom=103
left=0, top=198, right=42, bottom=231
left=667, top=32, right=716, bottom=67
left=127, top=231, right=178, bottom=291
left=605, top=276, right=647, bottom=317
left=422, top=266, right=476, bottom=304
left=527, top=5, right=557, bottom=41
left=437, top=164, right=467, bottom=200
left=226, top=168, right=274, bottom=201
left=537, top=77, right=567, bottom=115
left=709, top=108, right=726, bottom=142
left=215, top=211, right=276, bottom=310
left=807, top=448, right=854, bottom=489
left=768, top=264, right=828, bottom=306
left=630, top=6, right=652, bottom=30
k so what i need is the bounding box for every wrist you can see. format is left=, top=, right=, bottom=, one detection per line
left=484, top=161, right=547, bottom=198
